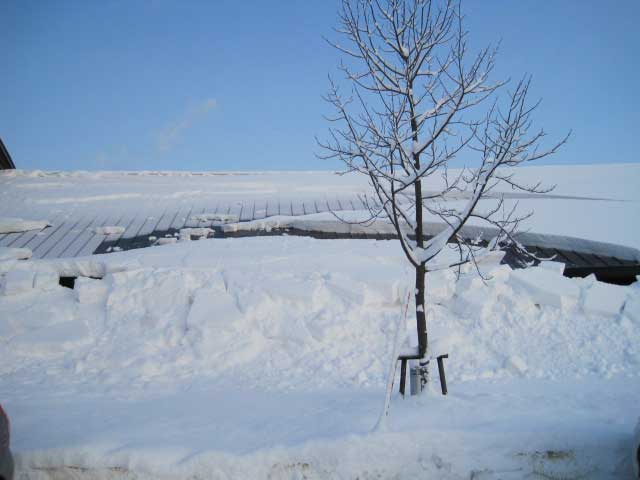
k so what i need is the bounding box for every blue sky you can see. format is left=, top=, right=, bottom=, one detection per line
left=2, top=0, right=638, bottom=171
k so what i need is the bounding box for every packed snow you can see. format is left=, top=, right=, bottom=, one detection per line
left=1, top=236, right=638, bottom=478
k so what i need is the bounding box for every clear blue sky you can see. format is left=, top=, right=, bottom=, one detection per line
left=1, top=0, right=638, bottom=171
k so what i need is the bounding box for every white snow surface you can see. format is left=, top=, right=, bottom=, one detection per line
left=1, top=236, right=639, bottom=479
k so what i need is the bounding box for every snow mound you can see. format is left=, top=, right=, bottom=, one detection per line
left=0, top=217, right=50, bottom=234
left=1, top=237, right=637, bottom=392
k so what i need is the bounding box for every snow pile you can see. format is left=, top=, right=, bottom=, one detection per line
left=1, top=236, right=637, bottom=389
left=0, top=217, right=50, bottom=234
left=0, top=237, right=638, bottom=479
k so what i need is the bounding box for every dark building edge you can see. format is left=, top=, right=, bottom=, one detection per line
left=0, top=138, right=16, bottom=170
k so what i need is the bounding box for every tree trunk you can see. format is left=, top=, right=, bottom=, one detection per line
left=415, top=261, right=427, bottom=358
left=413, top=173, right=427, bottom=358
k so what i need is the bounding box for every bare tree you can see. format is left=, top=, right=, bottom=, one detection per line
left=319, top=0, right=567, bottom=386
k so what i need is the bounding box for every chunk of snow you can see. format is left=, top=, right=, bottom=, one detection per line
left=1, top=269, right=35, bottom=295
left=154, top=237, right=178, bottom=246
left=191, top=213, right=239, bottom=223
left=179, top=227, right=213, bottom=241
left=36, top=257, right=139, bottom=279
left=476, top=250, right=506, bottom=266
left=452, top=277, right=490, bottom=317
left=222, top=223, right=239, bottom=233
left=509, top=266, right=580, bottom=309
left=487, top=264, right=512, bottom=283
left=0, top=247, right=32, bottom=262
left=582, top=281, right=627, bottom=317
left=93, top=226, right=125, bottom=235
left=538, top=260, right=565, bottom=275
left=460, top=250, right=509, bottom=279
left=222, top=218, right=283, bottom=233
left=0, top=217, right=50, bottom=233
left=33, top=270, right=59, bottom=291
left=425, top=269, right=456, bottom=304
left=75, top=277, right=109, bottom=304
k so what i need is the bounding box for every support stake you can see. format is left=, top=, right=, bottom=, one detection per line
left=437, top=354, right=448, bottom=395
left=399, top=359, right=407, bottom=397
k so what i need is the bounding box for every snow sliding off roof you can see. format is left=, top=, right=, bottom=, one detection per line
left=0, top=164, right=639, bottom=263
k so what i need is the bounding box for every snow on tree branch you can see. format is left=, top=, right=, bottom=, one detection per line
left=319, top=0, right=568, bottom=361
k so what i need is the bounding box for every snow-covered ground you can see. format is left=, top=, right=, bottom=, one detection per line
left=1, top=233, right=639, bottom=479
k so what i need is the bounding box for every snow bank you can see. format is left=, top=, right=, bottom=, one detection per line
left=0, top=217, right=50, bottom=233
left=1, top=237, right=637, bottom=389
left=0, top=236, right=638, bottom=479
